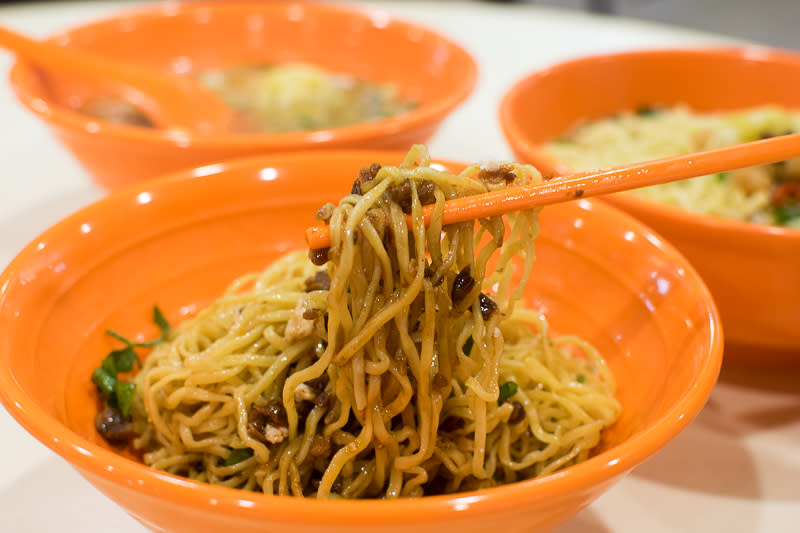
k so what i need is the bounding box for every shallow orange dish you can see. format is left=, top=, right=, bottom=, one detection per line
left=8, top=1, right=477, bottom=190
left=0, top=150, right=721, bottom=533
left=499, top=46, right=800, bottom=368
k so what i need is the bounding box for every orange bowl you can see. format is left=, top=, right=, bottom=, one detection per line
left=0, top=150, right=721, bottom=533
left=8, top=1, right=477, bottom=191
left=499, top=46, right=800, bottom=368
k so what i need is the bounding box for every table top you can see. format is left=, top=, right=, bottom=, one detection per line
left=1, top=2, right=798, bottom=532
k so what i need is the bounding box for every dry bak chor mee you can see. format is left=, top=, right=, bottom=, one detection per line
left=93, top=145, right=621, bottom=499
left=81, top=62, right=416, bottom=133
left=546, top=104, right=800, bottom=228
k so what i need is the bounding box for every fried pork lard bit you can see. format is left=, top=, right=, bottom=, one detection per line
left=247, top=401, right=289, bottom=444
left=351, top=163, right=383, bottom=195
left=315, top=389, right=333, bottom=410
left=478, top=162, right=517, bottom=186
left=365, top=208, right=389, bottom=237
left=439, top=415, right=465, bottom=433
left=359, top=163, right=382, bottom=184
left=304, top=270, right=331, bottom=292
left=451, top=265, right=476, bottom=307
left=310, top=434, right=332, bottom=458
left=507, top=401, right=526, bottom=425
left=315, top=203, right=336, bottom=223
left=479, top=292, right=499, bottom=320
left=431, top=372, right=449, bottom=393
left=95, top=405, right=136, bottom=444
left=308, top=247, right=330, bottom=266
left=384, top=179, right=437, bottom=213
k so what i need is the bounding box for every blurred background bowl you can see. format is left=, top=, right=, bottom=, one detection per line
left=7, top=1, right=477, bottom=191
left=0, top=149, right=721, bottom=533
left=499, top=46, right=800, bottom=368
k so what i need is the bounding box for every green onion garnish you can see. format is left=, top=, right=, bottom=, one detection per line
left=497, top=381, right=518, bottom=405
left=224, top=448, right=254, bottom=466
left=462, top=335, right=474, bottom=356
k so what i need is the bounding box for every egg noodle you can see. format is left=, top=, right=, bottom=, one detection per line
left=545, top=104, right=800, bottom=227
left=81, top=63, right=416, bottom=134
left=129, top=145, right=620, bottom=498
left=195, top=63, right=416, bottom=133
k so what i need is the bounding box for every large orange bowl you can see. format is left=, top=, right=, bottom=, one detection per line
left=0, top=150, right=722, bottom=533
left=8, top=1, right=477, bottom=191
left=499, top=47, right=800, bottom=368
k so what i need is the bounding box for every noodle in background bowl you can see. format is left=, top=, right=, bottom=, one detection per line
left=7, top=1, right=477, bottom=191
left=0, top=151, right=722, bottom=533
left=499, top=46, right=800, bottom=368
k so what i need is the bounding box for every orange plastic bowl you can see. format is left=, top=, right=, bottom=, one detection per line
left=499, top=47, right=800, bottom=368
left=0, top=150, right=721, bottom=533
left=8, top=1, right=477, bottom=191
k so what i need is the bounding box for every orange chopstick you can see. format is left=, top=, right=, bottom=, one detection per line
left=305, top=132, right=800, bottom=249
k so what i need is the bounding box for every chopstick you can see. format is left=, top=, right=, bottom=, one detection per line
left=305, top=132, right=800, bottom=249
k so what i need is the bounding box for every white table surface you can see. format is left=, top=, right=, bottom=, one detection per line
left=1, top=1, right=798, bottom=532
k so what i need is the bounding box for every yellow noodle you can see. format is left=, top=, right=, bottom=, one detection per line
left=545, top=104, right=800, bottom=227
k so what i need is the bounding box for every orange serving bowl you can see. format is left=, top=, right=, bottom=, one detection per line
left=7, top=1, right=477, bottom=191
left=499, top=46, right=800, bottom=368
left=0, top=150, right=721, bottom=533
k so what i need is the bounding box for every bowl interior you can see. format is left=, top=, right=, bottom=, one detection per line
left=15, top=1, right=476, bottom=131
left=0, top=151, right=721, bottom=531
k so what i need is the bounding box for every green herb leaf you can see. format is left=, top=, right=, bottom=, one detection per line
left=105, top=328, right=133, bottom=346
left=716, top=172, right=729, bottom=182
left=106, top=306, right=172, bottom=348
left=101, top=354, right=117, bottom=376
left=774, top=205, right=800, bottom=226
left=576, top=374, right=586, bottom=384
left=93, top=307, right=173, bottom=414
left=635, top=104, right=660, bottom=117
left=114, top=381, right=137, bottom=417
left=497, top=381, right=518, bottom=405
left=462, top=336, right=474, bottom=356
left=92, top=368, right=117, bottom=398
left=110, top=346, right=139, bottom=373
left=152, top=306, right=171, bottom=341
left=224, top=448, right=254, bottom=466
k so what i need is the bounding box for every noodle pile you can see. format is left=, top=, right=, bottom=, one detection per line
left=80, top=63, right=415, bottom=133
left=128, top=145, right=620, bottom=498
left=195, top=63, right=416, bottom=133
left=545, top=104, right=800, bottom=227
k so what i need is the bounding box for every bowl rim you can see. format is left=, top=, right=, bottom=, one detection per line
left=0, top=149, right=723, bottom=522
left=7, top=0, right=478, bottom=149
left=498, top=45, right=800, bottom=245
